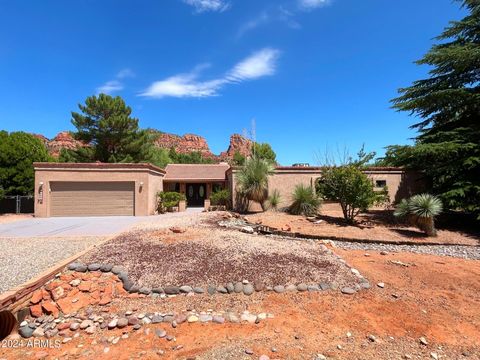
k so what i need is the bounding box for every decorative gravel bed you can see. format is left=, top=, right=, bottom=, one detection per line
left=0, top=236, right=103, bottom=293
left=331, top=241, right=480, bottom=260
left=81, top=226, right=364, bottom=292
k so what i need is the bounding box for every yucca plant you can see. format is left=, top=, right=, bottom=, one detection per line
left=236, top=156, right=274, bottom=211
left=394, top=194, right=443, bottom=236
left=289, top=184, right=321, bottom=216
left=267, top=189, right=281, bottom=211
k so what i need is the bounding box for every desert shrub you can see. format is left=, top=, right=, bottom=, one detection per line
left=267, top=189, right=281, bottom=211
left=394, top=194, right=443, bottom=236
left=317, top=165, right=388, bottom=224
left=289, top=184, right=321, bottom=216
left=236, top=156, right=274, bottom=211
left=157, top=191, right=186, bottom=213
left=210, top=189, right=230, bottom=207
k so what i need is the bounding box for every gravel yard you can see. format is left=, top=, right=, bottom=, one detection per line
left=0, top=236, right=104, bottom=293
left=82, top=213, right=362, bottom=290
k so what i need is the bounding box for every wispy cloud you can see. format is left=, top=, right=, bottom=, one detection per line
left=140, top=48, right=280, bottom=99
left=238, top=1, right=331, bottom=39
left=298, top=0, right=331, bottom=11
left=227, top=48, right=280, bottom=81
left=183, top=0, right=230, bottom=13
left=97, top=80, right=124, bottom=94
left=116, top=68, right=135, bottom=79
left=237, top=11, right=270, bottom=38
left=96, top=68, right=135, bottom=95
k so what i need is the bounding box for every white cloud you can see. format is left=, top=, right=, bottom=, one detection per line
left=96, top=80, right=123, bottom=95
left=299, top=0, right=330, bottom=10
left=227, top=48, right=280, bottom=82
left=183, top=0, right=230, bottom=13
left=96, top=68, right=135, bottom=95
left=140, top=48, right=280, bottom=99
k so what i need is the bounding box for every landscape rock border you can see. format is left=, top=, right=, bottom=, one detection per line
left=66, top=261, right=370, bottom=297
left=17, top=307, right=275, bottom=339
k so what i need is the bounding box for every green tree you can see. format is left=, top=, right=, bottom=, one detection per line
left=232, top=151, right=246, bottom=166
left=317, top=165, right=387, bottom=224
left=388, top=0, right=480, bottom=218
left=168, top=148, right=214, bottom=164
left=0, top=131, right=51, bottom=195
left=67, top=94, right=150, bottom=163
left=147, top=147, right=172, bottom=168
left=252, top=142, right=277, bottom=163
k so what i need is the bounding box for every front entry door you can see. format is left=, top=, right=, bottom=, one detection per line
left=186, top=183, right=206, bottom=207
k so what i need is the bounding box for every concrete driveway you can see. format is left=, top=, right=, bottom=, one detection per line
left=0, top=216, right=146, bottom=237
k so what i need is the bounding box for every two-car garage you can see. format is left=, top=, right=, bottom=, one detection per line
left=34, top=163, right=165, bottom=217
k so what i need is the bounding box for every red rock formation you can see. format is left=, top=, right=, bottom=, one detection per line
left=153, top=133, right=216, bottom=158
left=47, top=131, right=87, bottom=157
left=220, top=134, right=253, bottom=161
left=34, top=130, right=254, bottom=163
left=32, top=134, right=49, bottom=146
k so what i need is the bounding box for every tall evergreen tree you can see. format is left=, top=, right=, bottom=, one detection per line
left=388, top=0, right=480, bottom=217
left=0, top=131, right=51, bottom=195
left=67, top=94, right=150, bottom=163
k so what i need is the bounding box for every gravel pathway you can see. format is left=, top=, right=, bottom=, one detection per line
left=0, top=236, right=103, bottom=293
left=332, top=241, right=480, bottom=260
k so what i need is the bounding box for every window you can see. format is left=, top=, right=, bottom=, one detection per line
left=375, top=180, right=387, bottom=188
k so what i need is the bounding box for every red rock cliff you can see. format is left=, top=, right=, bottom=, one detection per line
left=153, top=133, right=215, bottom=158
left=35, top=131, right=254, bottom=163
left=220, top=134, right=253, bottom=160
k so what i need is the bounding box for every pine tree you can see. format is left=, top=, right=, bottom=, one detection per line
left=390, top=0, right=480, bottom=217
left=68, top=94, right=150, bottom=163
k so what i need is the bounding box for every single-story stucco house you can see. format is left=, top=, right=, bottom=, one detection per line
left=33, top=162, right=424, bottom=217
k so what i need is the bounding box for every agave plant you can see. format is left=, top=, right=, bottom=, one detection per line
left=394, top=194, right=443, bottom=236
left=236, top=156, right=274, bottom=211
left=289, top=184, right=321, bottom=216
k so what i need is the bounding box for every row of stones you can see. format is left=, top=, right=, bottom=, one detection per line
left=67, top=262, right=370, bottom=296
left=18, top=307, right=273, bottom=339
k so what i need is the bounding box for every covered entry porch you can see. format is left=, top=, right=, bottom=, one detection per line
left=163, top=164, right=230, bottom=210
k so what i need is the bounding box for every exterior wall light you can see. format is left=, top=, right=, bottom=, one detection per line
left=38, top=182, right=44, bottom=203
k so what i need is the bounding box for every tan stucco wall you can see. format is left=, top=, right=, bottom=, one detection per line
left=230, top=168, right=425, bottom=211
left=147, top=172, right=164, bottom=215
left=34, top=167, right=164, bottom=217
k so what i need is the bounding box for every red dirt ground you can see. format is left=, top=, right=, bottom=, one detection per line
left=3, top=249, right=479, bottom=359
left=245, top=204, right=480, bottom=246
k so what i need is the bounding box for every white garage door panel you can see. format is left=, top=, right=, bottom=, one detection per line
left=50, top=181, right=135, bottom=217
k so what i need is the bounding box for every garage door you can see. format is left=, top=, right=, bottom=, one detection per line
left=50, top=182, right=135, bottom=217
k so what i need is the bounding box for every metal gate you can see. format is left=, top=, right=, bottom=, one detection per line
left=0, top=196, right=34, bottom=214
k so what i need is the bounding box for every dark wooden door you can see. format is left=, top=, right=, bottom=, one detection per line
left=186, top=183, right=206, bottom=207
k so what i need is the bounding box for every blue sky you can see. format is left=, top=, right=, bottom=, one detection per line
left=0, top=0, right=464, bottom=165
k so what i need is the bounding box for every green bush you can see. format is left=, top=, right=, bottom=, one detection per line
left=267, top=189, right=281, bottom=211
left=394, top=194, right=443, bottom=236
left=236, top=156, right=274, bottom=211
left=210, top=189, right=230, bottom=206
left=157, top=191, right=186, bottom=213
left=317, top=165, right=388, bottom=224
left=289, top=184, right=321, bottom=216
